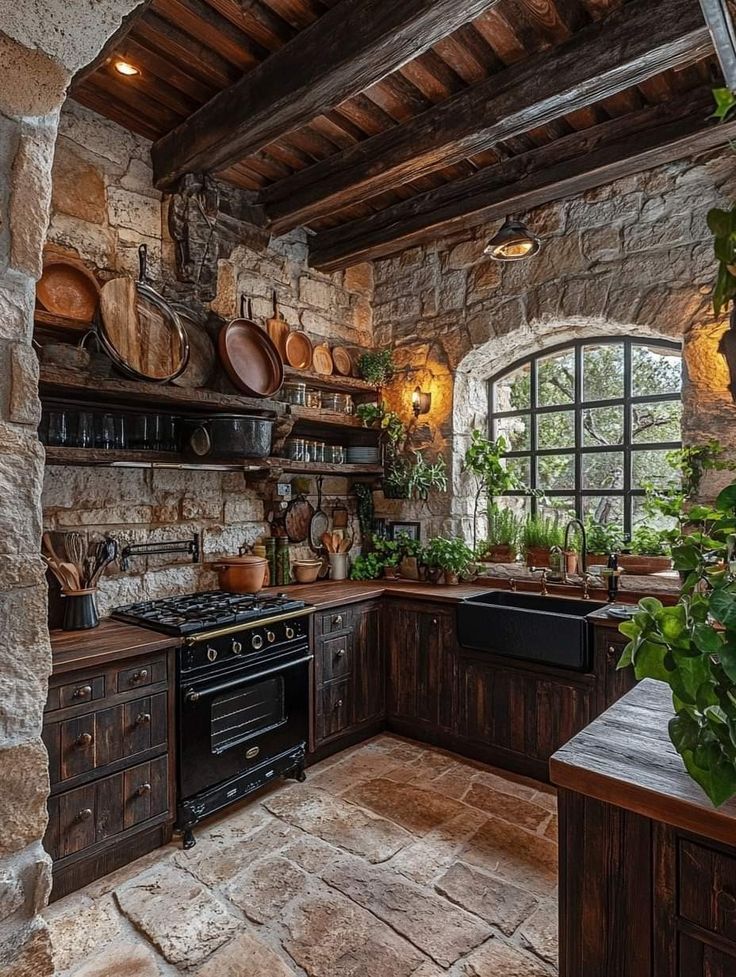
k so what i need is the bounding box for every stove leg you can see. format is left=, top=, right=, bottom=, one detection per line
left=181, top=826, right=197, bottom=850
left=289, top=760, right=306, bottom=783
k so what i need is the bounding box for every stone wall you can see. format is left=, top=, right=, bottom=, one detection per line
left=0, top=5, right=145, bottom=975
left=372, top=149, right=736, bottom=537
left=42, top=102, right=371, bottom=611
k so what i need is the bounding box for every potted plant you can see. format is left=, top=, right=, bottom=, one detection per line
left=522, top=514, right=563, bottom=568
left=478, top=505, right=520, bottom=563
left=423, top=536, right=474, bottom=585
left=349, top=551, right=384, bottom=581
left=463, top=430, right=522, bottom=553
left=394, top=532, right=424, bottom=580
left=384, top=451, right=447, bottom=501
left=619, top=479, right=736, bottom=806
left=586, top=520, right=624, bottom=564
left=370, top=536, right=401, bottom=578
left=358, top=349, right=394, bottom=386
left=619, top=526, right=673, bottom=575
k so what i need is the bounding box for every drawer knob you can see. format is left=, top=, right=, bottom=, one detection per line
left=136, top=712, right=151, bottom=726
left=136, top=782, right=152, bottom=796
left=335, top=699, right=344, bottom=709
left=336, top=648, right=346, bottom=658
left=132, top=669, right=149, bottom=683
left=332, top=615, right=343, bottom=627
left=77, top=808, right=93, bottom=822
left=76, top=732, right=93, bottom=747
left=608, top=645, right=617, bottom=660
left=73, top=685, right=92, bottom=699
left=432, top=618, right=438, bottom=625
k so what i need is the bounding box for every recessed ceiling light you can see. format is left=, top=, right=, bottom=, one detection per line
left=113, top=60, right=140, bottom=77
left=485, top=218, right=541, bottom=261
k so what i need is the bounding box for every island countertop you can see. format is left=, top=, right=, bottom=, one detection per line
left=550, top=678, right=736, bottom=846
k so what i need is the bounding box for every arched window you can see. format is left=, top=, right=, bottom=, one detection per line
left=488, top=338, right=682, bottom=535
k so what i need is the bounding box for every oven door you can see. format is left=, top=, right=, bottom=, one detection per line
left=178, top=651, right=312, bottom=801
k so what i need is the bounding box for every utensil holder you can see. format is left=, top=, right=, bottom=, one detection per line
left=328, top=553, right=349, bottom=581
left=62, top=589, right=99, bottom=631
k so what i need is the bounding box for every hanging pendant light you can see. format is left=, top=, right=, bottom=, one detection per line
left=484, top=218, right=541, bottom=261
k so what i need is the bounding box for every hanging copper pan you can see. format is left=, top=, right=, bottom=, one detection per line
left=97, top=244, right=189, bottom=383
left=218, top=296, right=284, bottom=398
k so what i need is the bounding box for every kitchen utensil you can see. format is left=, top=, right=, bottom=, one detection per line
left=332, top=346, right=353, bottom=376
left=338, top=535, right=353, bottom=554
left=284, top=330, right=313, bottom=370
left=292, top=560, right=322, bottom=584
left=98, top=244, right=189, bottom=382
left=62, top=589, right=99, bottom=631
left=332, top=505, right=348, bottom=529
left=37, top=256, right=100, bottom=323
left=65, top=532, right=86, bottom=573
left=218, top=296, right=284, bottom=398
left=213, top=555, right=268, bottom=593
left=312, top=343, right=334, bottom=375
left=42, top=554, right=78, bottom=593
left=183, top=414, right=273, bottom=459
left=88, top=537, right=118, bottom=587
left=309, top=477, right=329, bottom=552
left=285, top=494, right=314, bottom=543
left=328, top=552, right=349, bottom=580
left=170, top=305, right=215, bottom=389
left=266, top=291, right=290, bottom=361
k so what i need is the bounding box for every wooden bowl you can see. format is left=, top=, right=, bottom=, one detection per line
left=332, top=346, right=353, bottom=376
left=293, top=561, right=322, bottom=584
left=285, top=331, right=313, bottom=370
left=37, top=257, right=100, bottom=322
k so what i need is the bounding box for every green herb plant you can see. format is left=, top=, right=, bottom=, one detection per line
left=349, top=552, right=384, bottom=581
left=358, top=350, right=394, bottom=386
left=586, top=521, right=624, bottom=556
left=423, top=536, right=475, bottom=578
left=522, top=514, right=564, bottom=553
left=463, top=430, right=521, bottom=553
left=479, top=505, right=520, bottom=559
left=628, top=526, right=671, bottom=558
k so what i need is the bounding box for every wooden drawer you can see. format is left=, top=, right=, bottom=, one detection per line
left=317, top=681, right=350, bottom=742
left=319, top=608, right=353, bottom=636
left=679, top=840, right=736, bottom=943
left=319, top=634, right=352, bottom=685
left=45, top=755, right=168, bottom=861
left=116, top=656, right=167, bottom=693
left=46, top=674, right=107, bottom=712
left=44, top=692, right=168, bottom=788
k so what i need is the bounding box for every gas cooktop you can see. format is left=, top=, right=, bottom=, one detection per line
left=112, top=590, right=310, bottom=636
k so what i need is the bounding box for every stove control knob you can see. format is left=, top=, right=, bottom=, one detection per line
left=207, top=646, right=218, bottom=662
left=285, top=625, right=295, bottom=640
left=266, top=630, right=276, bottom=644
left=252, top=633, right=264, bottom=650
left=232, top=640, right=243, bottom=656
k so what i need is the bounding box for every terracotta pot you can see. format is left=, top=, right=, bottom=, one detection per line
left=618, top=554, right=673, bottom=575
left=444, top=571, right=460, bottom=585
left=214, top=555, right=267, bottom=593
left=525, top=547, right=550, bottom=568
left=293, top=560, right=321, bottom=584
left=483, top=544, right=516, bottom=563
left=426, top=567, right=442, bottom=584
left=383, top=566, right=399, bottom=579
left=565, top=550, right=578, bottom=575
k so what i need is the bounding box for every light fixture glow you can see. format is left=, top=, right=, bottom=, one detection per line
left=113, top=59, right=140, bottom=77
left=411, top=386, right=432, bottom=417
left=485, top=218, right=541, bottom=261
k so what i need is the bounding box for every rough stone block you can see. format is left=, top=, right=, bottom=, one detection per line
left=0, top=274, right=34, bottom=342
left=0, top=920, right=53, bottom=977
left=0, top=740, right=49, bottom=858
left=224, top=855, right=309, bottom=923
left=193, top=930, right=297, bottom=977
left=107, top=186, right=162, bottom=240
left=0, top=585, right=51, bottom=741
left=0, top=35, right=69, bottom=119
left=69, top=940, right=160, bottom=977
left=44, top=893, right=122, bottom=972
left=459, top=937, right=550, bottom=977
left=0, top=425, right=44, bottom=554
left=344, top=262, right=373, bottom=295
left=436, top=860, right=538, bottom=936
left=8, top=342, right=40, bottom=425
left=51, top=138, right=107, bottom=224
left=342, top=779, right=465, bottom=835
left=10, top=124, right=56, bottom=278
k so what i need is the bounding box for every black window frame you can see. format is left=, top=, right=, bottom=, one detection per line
left=487, top=336, right=682, bottom=536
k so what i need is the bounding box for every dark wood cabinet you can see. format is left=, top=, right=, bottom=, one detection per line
left=593, top=624, right=637, bottom=714
left=314, top=600, right=384, bottom=749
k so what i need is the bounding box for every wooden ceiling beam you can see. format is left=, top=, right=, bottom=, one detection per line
left=262, top=0, right=712, bottom=234
left=151, top=0, right=502, bottom=189
left=698, top=0, right=736, bottom=89
left=309, top=88, right=733, bottom=271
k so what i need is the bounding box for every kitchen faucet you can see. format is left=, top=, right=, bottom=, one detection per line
left=563, top=518, right=587, bottom=582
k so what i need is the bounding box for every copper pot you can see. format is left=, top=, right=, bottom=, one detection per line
left=213, top=555, right=267, bottom=593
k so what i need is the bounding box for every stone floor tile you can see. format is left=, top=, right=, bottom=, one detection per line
left=68, top=940, right=159, bottom=977
left=359, top=736, right=428, bottom=763
left=470, top=769, right=538, bottom=800
left=322, top=853, right=489, bottom=967
left=44, top=893, right=122, bottom=973
left=223, top=855, right=309, bottom=923
left=459, top=937, right=551, bottom=977
left=460, top=817, right=558, bottom=897
left=191, top=930, right=298, bottom=977
left=174, top=815, right=299, bottom=886
left=520, top=901, right=559, bottom=967
left=264, top=786, right=412, bottom=862
left=463, top=783, right=552, bottom=832
left=309, top=752, right=401, bottom=794
left=545, top=813, right=559, bottom=842
left=343, top=779, right=466, bottom=835
left=114, top=864, right=241, bottom=967
left=411, top=964, right=446, bottom=977
left=435, top=860, right=538, bottom=936
left=283, top=886, right=426, bottom=977
left=388, top=808, right=487, bottom=885
left=428, top=763, right=478, bottom=800
left=281, top=833, right=342, bottom=874
left=531, top=788, right=558, bottom=813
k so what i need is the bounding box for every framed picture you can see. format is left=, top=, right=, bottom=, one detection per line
left=388, top=521, right=421, bottom=542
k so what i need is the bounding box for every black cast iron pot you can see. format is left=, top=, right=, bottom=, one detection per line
left=183, top=414, right=273, bottom=460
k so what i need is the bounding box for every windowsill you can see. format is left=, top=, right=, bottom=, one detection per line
left=475, top=562, right=680, bottom=595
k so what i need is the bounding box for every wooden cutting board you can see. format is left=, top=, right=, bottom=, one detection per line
left=312, top=343, right=334, bottom=375
left=285, top=331, right=313, bottom=370
left=171, top=310, right=215, bottom=388
left=266, top=295, right=289, bottom=361
left=332, top=346, right=353, bottom=376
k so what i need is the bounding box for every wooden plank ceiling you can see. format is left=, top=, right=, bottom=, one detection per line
left=73, top=0, right=725, bottom=270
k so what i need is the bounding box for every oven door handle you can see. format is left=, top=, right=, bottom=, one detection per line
left=184, top=654, right=314, bottom=704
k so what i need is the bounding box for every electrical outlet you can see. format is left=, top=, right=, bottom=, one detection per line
left=277, top=483, right=292, bottom=499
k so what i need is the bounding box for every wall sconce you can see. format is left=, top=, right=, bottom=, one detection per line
left=485, top=218, right=541, bottom=261
left=412, top=386, right=432, bottom=417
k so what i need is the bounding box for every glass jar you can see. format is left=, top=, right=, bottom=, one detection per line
left=280, top=382, right=307, bottom=406
left=321, top=393, right=353, bottom=414
left=307, top=440, right=325, bottom=463
left=305, top=389, right=321, bottom=410
left=325, top=444, right=345, bottom=464
left=285, top=438, right=307, bottom=461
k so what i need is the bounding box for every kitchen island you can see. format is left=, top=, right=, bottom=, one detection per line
left=551, top=679, right=736, bottom=977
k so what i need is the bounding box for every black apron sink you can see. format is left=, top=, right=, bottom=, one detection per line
left=457, top=590, right=608, bottom=671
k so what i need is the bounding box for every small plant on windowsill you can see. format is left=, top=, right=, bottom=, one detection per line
left=618, top=526, right=673, bottom=576
left=521, top=513, right=564, bottom=569
left=477, top=505, right=521, bottom=563
left=383, top=451, right=447, bottom=501
left=585, top=520, right=625, bottom=563
left=423, top=536, right=475, bottom=586
left=463, top=429, right=522, bottom=553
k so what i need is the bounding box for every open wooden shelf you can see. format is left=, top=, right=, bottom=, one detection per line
left=43, top=445, right=383, bottom=477
left=39, top=366, right=286, bottom=417
left=34, top=309, right=92, bottom=335
left=283, top=366, right=379, bottom=395
left=289, top=405, right=376, bottom=431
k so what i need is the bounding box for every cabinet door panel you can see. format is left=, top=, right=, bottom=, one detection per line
left=678, top=933, right=736, bottom=976
left=317, top=681, right=351, bottom=742
left=352, top=603, right=384, bottom=726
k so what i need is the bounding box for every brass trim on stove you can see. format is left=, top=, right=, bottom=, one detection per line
left=183, top=607, right=315, bottom=645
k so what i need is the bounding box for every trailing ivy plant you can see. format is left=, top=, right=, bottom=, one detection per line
left=357, top=349, right=394, bottom=385
left=708, top=89, right=736, bottom=315
left=463, top=430, right=521, bottom=553
left=618, top=481, right=736, bottom=806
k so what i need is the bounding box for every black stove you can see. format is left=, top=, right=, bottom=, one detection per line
left=112, top=589, right=314, bottom=848
left=112, top=590, right=309, bottom=635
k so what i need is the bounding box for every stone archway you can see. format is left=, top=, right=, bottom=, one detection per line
left=0, top=6, right=145, bottom=975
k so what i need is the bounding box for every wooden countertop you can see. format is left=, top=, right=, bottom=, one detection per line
left=263, top=579, right=492, bottom=609
left=550, top=679, right=736, bottom=846
left=50, top=619, right=180, bottom=675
